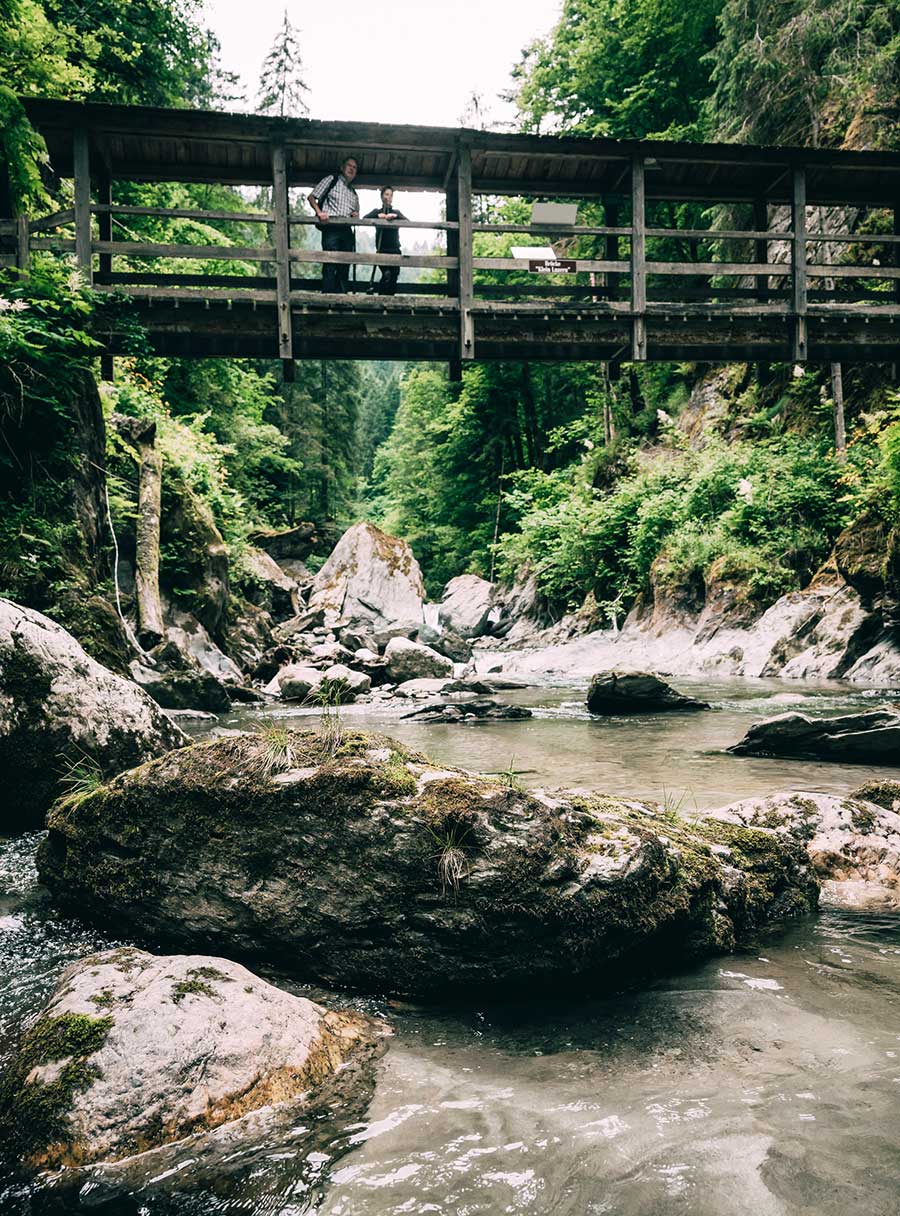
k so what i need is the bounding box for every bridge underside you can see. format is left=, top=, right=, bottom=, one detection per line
left=98, top=293, right=899, bottom=364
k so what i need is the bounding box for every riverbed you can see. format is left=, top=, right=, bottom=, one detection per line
left=2, top=677, right=899, bottom=1213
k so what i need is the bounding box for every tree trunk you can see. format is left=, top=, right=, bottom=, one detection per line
left=135, top=422, right=165, bottom=648
left=831, top=362, right=846, bottom=463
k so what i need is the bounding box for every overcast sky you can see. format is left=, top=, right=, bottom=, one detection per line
left=202, top=0, right=562, bottom=222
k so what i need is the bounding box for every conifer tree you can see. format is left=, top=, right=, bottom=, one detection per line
left=256, top=9, right=310, bottom=118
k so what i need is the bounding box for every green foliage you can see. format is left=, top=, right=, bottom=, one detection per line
left=513, top=0, right=725, bottom=139
left=256, top=8, right=309, bottom=117
left=497, top=435, right=853, bottom=613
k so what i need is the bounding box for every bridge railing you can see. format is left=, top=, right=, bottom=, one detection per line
left=4, top=183, right=900, bottom=367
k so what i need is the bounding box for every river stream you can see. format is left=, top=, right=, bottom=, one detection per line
left=2, top=677, right=899, bottom=1213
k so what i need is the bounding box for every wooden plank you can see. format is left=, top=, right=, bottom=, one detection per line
left=791, top=164, right=807, bottom=360
left=806, top=264, right=900, bottom=279
left=93, top=204, right=275, bottom=223
left=291, top=216, right=458, bottom=231
left=73, top=127, right=92, bottom=282
left=28, top=208, right=75, bottom=233
left=458, top=142, right=475, bottom=360
left=647, top=227, right=792, bottom=240
left=472, top=223, right=632, bottom=236
left=604, top=202, right=620, bottom=300
left=92, top=240, right=276, bottom=260
left=645, top=260, right=783, bottom=276
left=271, top=143, right=293, bottom=364
left=95, top=271, right=277, bottom=288
left=473, top=257, right=629, bottom=272
left=93, top=284, right=278, bottom=302
left=631, top=153, right=646, bottom=360
left=290, top=249, right=457, bottom=268
left=290, top=290, right=457, bottom=310
left=29, top=237, right=76, bottom=251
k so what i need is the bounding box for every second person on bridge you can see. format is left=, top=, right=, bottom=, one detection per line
left=308, top=156, right=360, bottom=294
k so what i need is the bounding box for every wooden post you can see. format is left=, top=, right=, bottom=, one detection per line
left=457, top=142, right=475, bottom=361
left=830, top=362, right=846, bottom=461
left=446, top=175, right=461, bottom=379
left=791, top=164, right=807, bottom=362
left=604, top=201, right=619, bottom=300
left=271, top=143, right=294, bottom=378
left=630, top=154, right=646, bottom=361
left=98, top=175, right=113, bottom=379
left=753, top=196, right=769, bottom=303
left=15, top=215, right=29, bottom=275
left=134, top=421, right=165, bottom=649
left=73, top=127, right=92, bottom=284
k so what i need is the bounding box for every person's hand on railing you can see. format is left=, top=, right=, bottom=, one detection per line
left=315, top=209, right=329, bottom=223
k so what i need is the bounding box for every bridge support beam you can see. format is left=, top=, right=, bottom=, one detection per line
left=630, top=154, right=646, bottom=361
left=271, top=142, right=294, bottom=380
left=791, top=165, right=807, bottom=362
left=457, top=141, right=474, bottom=362
left=98, top=172, right=114, bottom=380
left=73, top=127, right=92, bottom=285
left=753, top=196, right=769, bottom=303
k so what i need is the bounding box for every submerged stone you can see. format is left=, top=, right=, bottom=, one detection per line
left=587, top=671, right=709, bottom=715
left=728, top=708, right=900, bottom=763
left=38, top=730, right=817, bottom=998
left=0, top=948, right=382, bottom=1177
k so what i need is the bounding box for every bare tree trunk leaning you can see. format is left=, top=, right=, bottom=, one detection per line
left=135, top=421, right=165, bottom=648
left=830, top=362, right=846, bottom=463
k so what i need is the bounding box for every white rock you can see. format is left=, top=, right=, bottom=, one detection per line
left=323, top=663, right=371, bottom=695
left=307, top=522, right=425, bottom=626
left=276, top=664, right=323, bottom=701
left=393, top=677, right=453, bottom=697
left=4, top=948, right=379, bottom=1171
left=439, top=574, right=495, bottom=638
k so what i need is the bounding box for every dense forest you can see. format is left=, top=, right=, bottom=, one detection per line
left=2, top=0, right=900, bottom=654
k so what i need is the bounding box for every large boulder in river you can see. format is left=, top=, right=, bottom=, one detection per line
left=0, top=947, right=381, bottom=1175
left=37, top=729, right=818, bottom=998
left=704, top=790, right=900, bottom=909
left=0, top=599, right=187, bottom=830
left=587, top=671, right=709, bottom=714
left=306, top=522, right=425, bottom=626
left=728, top=708, right=900, bottom=764
left=383, top=635, right=453, bottom=682
left=438, top=575, right=494, bottom=638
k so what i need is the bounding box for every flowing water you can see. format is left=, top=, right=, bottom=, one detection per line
left=2, top=677, right=900, bottom=1213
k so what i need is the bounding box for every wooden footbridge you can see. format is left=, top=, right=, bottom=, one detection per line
left=3, top=98, right=900, bottom=375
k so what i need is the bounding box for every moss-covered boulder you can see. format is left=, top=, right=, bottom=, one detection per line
left=38, top=730, right=818, bottom=997
left=0, top=948, right=382, bottom=1178
left=0, top=599, right=187, bottom=830
left=704, top=789, right=900, bottom=910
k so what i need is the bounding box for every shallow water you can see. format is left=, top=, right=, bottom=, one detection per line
left=2, top=677, right=900, bottom=1213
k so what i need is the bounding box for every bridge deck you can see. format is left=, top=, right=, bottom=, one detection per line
left=3, top=99, right=900, bottom=367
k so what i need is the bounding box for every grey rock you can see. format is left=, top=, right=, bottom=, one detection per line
left=0, top=947, right=381, bottom=1175
left=0, top=599, right=187, bottom=830
left=587, top=671, right=709, bottom=715
left=383, top=636, right=453, bottom=682
left=38, top=731, right=819, bottom=999
left=401, top=697, right=532, bottom=723
left=322, top=663, right=371, bottom=701
left=417, top=622, right=473, bottom=663
left=439, top=574, right=495, bottom=638
left=272, top=664, right=323, bottom=701
left=237, top=547, right=300, bottom=621
left=728, top=709, right=900, bottom=764
left=132, top=667, right=231, bottom=713
left=307, top=522, right=425, bottom=626
left=372, top=620, right=421, bottom=652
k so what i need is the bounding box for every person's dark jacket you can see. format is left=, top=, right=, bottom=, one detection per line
left=364, top=207, right=406, bottom=253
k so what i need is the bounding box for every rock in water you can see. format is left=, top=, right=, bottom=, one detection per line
left=703, top=790, right=900, bottom=909
left=383, top=636, right=454, bottom=682
left=586, top=671, right=710, bottom=714
left=307, top=522, right=425, bottom=626
left=438, top=575, right=494, bottom=638
left=38, top=730, right=818, bottom=998
left=0, top=599, right=187, bottom=830
left=0, top=948, right=381, bottom=1175
left=728, top=708, right=900, bottom=764
left=401, top=698, right=532, bottom=723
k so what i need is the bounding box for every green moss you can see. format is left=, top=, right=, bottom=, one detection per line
left=0, top=1012, right=113, bottom=1163
left=171, top=978, right=218, bottom=1003
left=852, top=780, right=900, bottom=813
left=88, top=989, right=117, bottom=1009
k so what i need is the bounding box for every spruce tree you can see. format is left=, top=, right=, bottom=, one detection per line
left=256, top=9, right=309, bottom=117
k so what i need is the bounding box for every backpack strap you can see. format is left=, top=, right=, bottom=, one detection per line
left=318, top=172, right=342, bottom=208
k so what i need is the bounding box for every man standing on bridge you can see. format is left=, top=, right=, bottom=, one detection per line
left=308, top=157, right=360, bottom=294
